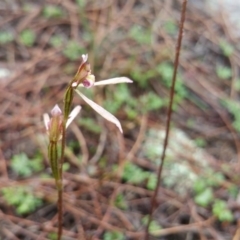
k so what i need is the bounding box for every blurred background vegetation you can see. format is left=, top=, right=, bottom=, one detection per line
left=0, top=0, right=240, bottom=239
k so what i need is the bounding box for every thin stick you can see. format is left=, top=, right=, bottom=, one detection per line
left=144, top=0, right=188, bottom=239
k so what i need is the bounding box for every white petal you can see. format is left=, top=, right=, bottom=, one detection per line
left=72, top=82, right=78, bottom=87
left=66, top=105, right=82, bottom=129
left=82, top=54, right=88, bottom=63
left=75, top=90, right=123, bottom=133
left=43, top=113, right=50, bottom=131
left=93, top=77, right=133, bottom=86
left=51, top=104, right=62, bottom=116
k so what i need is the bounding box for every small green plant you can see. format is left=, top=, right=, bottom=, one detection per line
left=104, top=83, right=136, bottom=114
left=122, top=162, right=148, bottom=184
left=103, top=231, right=124, bottom=240
left=142, top=216, right=162, bottom=234
left=19, top=29, right=36, bottom=47
left=129, top=25, right=151, bottom=45
left=139, top=92, right=165, bottom=112
left=216, top=65, right=232, bottom=79
left=76, top=0, right=86, bottom=8
left=193, top=171, right=224, bottom=195
left=164, top=20, right=178, bottom=35
left=193, top=171, right=232, bottom=222
left=130, top=66, right=155, bottom=88
left=234, top=79, right=240, bottom=91
left=114, top=193, right=127, bottom=210
left=221, top=98, right=240, bottom=132
left=147, top=173, right=158, bottom=190
left=63, top=40, right=84, bottom=60
left=43, top=5, right=64, bottom=18
left=48, top=232, right=58, bottom=240
left=122, top=162, right=157, bottom=190
left=1, top=186, right=42, bottom=215
left=194, top=137, right=207, bottom=148
left=0, top=31, right=14, bottom=44
left=50, top=35, right=64, bottom=48
left=193, top=173, right=217, bottom=207
left=10, top=153, right=44, bottom=177
left=212, top=200, right=233, bottom=222
left=219, top=40, right=234, bottom=57
left=157, top=62, right=187, bottom=106
left=228, top=184, right=238, bottom=198
left=79, top=117, right=101, bottom=133
left=194, top=187, right=214, bottom=207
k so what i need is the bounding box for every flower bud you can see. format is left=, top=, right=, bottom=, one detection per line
left=48, top=105, right=63, bottom=142
left=72, top=54, right=92, bottom=88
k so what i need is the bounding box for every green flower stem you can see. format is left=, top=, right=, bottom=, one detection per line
left=63, top=86, right=74, bottom=120
left=48, top=142, right=61, bottom=189
left=57, top=76, right=82, bottom=239
left=57, top=84, right=74, bottom=240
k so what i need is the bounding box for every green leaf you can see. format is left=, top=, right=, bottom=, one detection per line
left=220, top=98, right=240, bottom=132
left=228, top=185, right=238, bottom=198
left=219, top=40, right=234, bottom=57
left=50, top=35, right=64, bottom=48
left=0, top=31, right=14, bottom=44
left=48, top=232, right=58, bottom=240
left=103, top=231, right=124, bottom=240
left=194, top=137, right=207, bottom=147
left=147, top=173, right=157, bottom=190
left=206, top=172, right=224, bottom=187
left=43, top=5, right=64, bottom=18
left=76, top=0, right=86, bottom=8
left=213, top=200, right=233, bottom=222
left=234, top=79, right=240, bottom=91
left=142, top=216, right=162, bottom=234
left=63, top=40, right=84, bottom=60
left=114, top=194, right=127, bottom=210
left=129, top=25, right=151, bottom=45
left=1, top=187, right=42, bottom=215
left=125, top=105, right=138, bottom=119
left=194, top=187, right=213, bottom=207
left=157, top=62, right=173, bottom=84
left=11, top=153, right=44, bottom=177
left=164, top=20, right=177, bottom=35
left=216, top=65, right=232, bottom=79
left=63, top=162, right=70, bottom=171
left=19, top=29, right=36, bottom=47
left=114, top=84, right=131, bottom=104
left=140, top=92, right=164, bottom=111
left=79, top=117, right=101, bottom=133
left=193, top=179, right=207, bottom=194
left=29, top=156, right=44, bottom=172
left=122, top=162, right=148, bottom=184
left=11, top=153, right=33, bottom=177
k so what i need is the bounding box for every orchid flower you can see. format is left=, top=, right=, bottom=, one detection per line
left=74, top=55, right=133, bottom=133
left=43, top=104, right=81, bottom=141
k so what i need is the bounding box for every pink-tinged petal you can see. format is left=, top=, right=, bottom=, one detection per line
left=75, top=90, right=123, bottom=133
left=82, top=74, right=95, bottom=88
left=93, top=77, right=133, bottom=86
left=66, top=105, right=81, bottom=128
left=43, top=113, right=50, bottom=131
left=51, top=104, right=62, bottom=116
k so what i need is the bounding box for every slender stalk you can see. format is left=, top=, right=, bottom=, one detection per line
left=57, top=114, right=67, bottom=240
left=57, top=84, right=74, bottom=240
left=57, top=187, right=63, bottom=240
left=144, top=0, right=188, bottom=239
